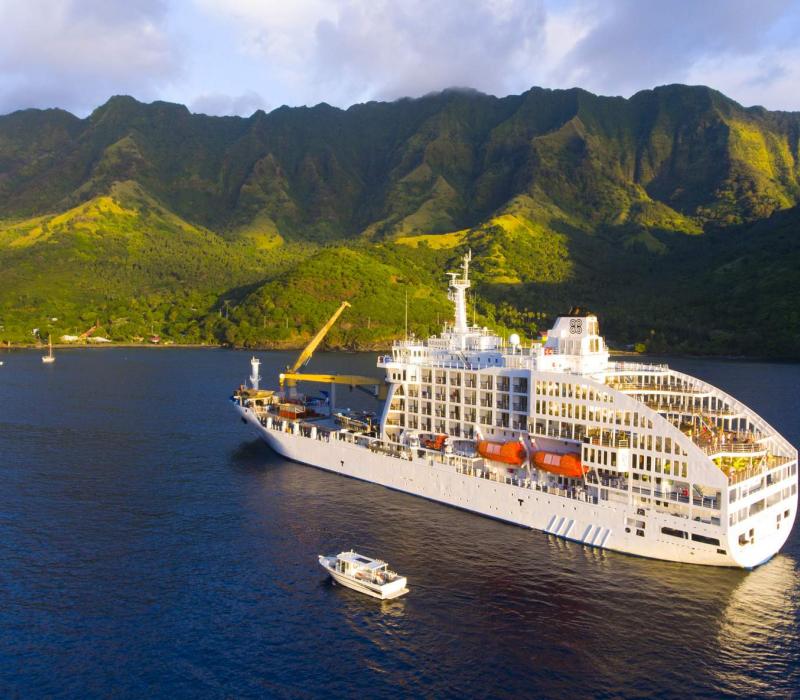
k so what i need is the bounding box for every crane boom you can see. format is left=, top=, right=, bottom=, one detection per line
left=279, top=372, right=386, bottom=398
left=282, top=301, right=351, bottom=390
left=79, top=321, right=99, bottom=340
left=279, top=372, right=387, bottom=401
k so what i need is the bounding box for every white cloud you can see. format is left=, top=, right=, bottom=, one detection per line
left=686, top=49, right=800, bottom=111
left=190, top=90, right=267, bottom=116
left=196, top=0, right=549, bottom=105
left=0, top=0, right=181, bottom=114
left=1, top=0, right=799, bottom=114
left=556, top=0, right=799, bottom=102
left=194, top=0, right=800, bottom=110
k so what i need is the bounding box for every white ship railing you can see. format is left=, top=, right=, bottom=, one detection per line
left=251, top=413, right=722, bottom=520
left=608, top=381, right=709, bottom=394
left=608, top=362, right=669, bottom=373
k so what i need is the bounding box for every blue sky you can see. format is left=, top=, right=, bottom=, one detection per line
left=1, top=0, right=799, bottom=116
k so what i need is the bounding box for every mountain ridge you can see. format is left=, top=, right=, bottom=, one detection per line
left=1, top=84, right=799, bottom=357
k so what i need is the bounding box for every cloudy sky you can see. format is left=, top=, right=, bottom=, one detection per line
left=1, top=0, right=799, bottom=117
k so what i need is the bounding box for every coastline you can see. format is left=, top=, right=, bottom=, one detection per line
left=1, top=342, right=796, bottom=363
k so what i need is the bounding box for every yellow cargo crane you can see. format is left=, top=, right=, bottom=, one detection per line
left=279, top=372, right=387, bottom=400
left=279, top=301, right=385, bottom=404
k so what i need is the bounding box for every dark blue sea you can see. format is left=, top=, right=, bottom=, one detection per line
left=0, top=348, right=798, bottom=698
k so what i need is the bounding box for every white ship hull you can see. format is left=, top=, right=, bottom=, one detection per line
left=236, top=404, right=795, bottom=568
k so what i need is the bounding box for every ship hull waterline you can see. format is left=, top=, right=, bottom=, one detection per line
left=237, top=405, right=791, bottom=569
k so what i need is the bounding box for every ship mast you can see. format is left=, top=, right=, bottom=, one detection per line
left=250, top=356, right=261, bottom=390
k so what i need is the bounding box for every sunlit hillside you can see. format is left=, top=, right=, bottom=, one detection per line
left=1, top=85, right=799, bottom=356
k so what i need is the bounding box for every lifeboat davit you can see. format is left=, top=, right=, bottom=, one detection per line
left=532, top=451, right=586, bottom=478
left=477, top=440, right=526, bottom=466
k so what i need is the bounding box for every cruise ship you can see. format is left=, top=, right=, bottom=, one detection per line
left=232, top=252, right=797, bottom=568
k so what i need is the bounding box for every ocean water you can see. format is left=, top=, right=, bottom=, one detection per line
left=0, top=348, right=798, bottom=699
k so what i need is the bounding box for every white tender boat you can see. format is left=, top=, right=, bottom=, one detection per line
left=319, top=550, right=409, bottom=600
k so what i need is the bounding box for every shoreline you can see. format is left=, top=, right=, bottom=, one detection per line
left=1, top=342, right=797, bottom=363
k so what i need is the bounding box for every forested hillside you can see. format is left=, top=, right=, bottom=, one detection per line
left=1, top=85, right=799, bottom=357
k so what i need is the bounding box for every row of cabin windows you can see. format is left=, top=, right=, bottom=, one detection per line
left=404, top=399, right=527, bottom=415
left=418, top=374, right=527, bottom=392
left=660, top=528, right=721, bottom=547
left=405, top=404, right=524, bottom=421
left=585, top=447, right=617, bottom=468
left=632, top=475, right=692, bottom=494
left=765, top=462, right=798, bottom=487
left=534, top=399, right=656, bottom=431
left=411, top=389, right=523, bottom=404
left=631, top=435, right=687, bottom=456
left=731, top=488, right=797, bottom=527
left=731, top=471, right=796, bottom=509
left=632, top=454, right=689, bottom=477
left=535, top=380, right=613, bottom=403
left=560, top=338, right=603, bottom=354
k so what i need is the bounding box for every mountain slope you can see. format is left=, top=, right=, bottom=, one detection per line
left=0, top=181, right=302, bottom=341
left=2, top=86, right=799, bottom=240
left=1, top=85, right=799, bottom=356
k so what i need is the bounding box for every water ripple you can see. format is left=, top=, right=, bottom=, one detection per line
left=0, top=349, right=798, bottom=698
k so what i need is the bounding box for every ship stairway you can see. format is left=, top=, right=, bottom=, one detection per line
left=545, top=516, right=575, bottom=538
left=581, top=525, right=612, bottom=548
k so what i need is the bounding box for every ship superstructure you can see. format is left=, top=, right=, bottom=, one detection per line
left=233, top=252, right=797, bottom=568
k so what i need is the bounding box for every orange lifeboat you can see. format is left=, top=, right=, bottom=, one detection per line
left=421, top=434, right=448, bottom=450
left=477, top=440, right=526, bottom=466
left=532, top=451, right=586, bottom=478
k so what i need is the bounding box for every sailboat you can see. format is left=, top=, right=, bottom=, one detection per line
left=42, top=335, right=55, bottom=363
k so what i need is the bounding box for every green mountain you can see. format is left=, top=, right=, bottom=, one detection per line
left=1, top=85, right=799, bottom=357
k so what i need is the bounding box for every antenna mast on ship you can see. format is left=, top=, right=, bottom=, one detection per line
left=250, top=357, right=261, bottom=390
left=405, top=289, right=408, bottom=341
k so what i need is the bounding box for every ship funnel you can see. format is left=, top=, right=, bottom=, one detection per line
left=250, top=356, right=261, bottom=390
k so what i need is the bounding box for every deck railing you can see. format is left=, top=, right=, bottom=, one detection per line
left=248, top=408, right=734, bottom=523
left=609, top=362, right=669, bottom=373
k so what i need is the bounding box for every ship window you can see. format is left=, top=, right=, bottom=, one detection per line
left=662, top=527, right=687, bottom=539
left=691, top=533, right=720, bottom=547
